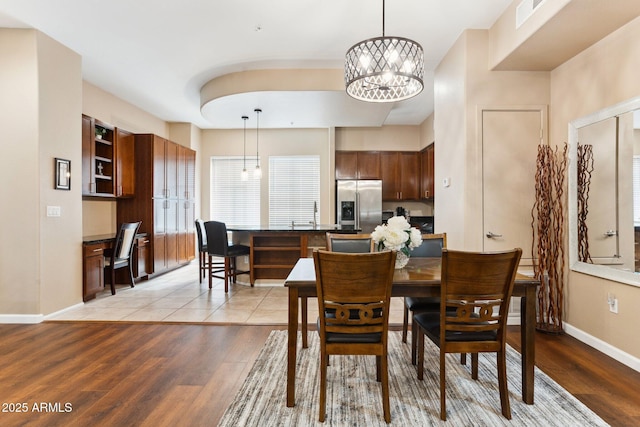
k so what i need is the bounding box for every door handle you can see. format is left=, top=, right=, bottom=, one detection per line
left=486, top=231, right=503, bottom=239
left=604, top=230, right=617, bottom=237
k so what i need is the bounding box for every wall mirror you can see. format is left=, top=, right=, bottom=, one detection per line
left=569, top=95, right=640, bottom=287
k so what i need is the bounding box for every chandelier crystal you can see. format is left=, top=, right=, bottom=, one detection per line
left=344, top=0, right=424, bottom=102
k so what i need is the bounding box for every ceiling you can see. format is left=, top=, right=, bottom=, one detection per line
left=0, top=0, right=516, bottom=129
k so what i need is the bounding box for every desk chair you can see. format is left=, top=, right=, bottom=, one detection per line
left=104, top=221, right=141, bottom=295
left=403, top=233, right=447, bottom=364
left=195, top=219, right=224, bottom=284
left=314, top=250, right=396, bottom=423
left=414, top=248, right=522, bottom=420
left=204, top=221, right=250, bottom=292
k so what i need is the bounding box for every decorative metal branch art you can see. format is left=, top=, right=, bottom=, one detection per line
left=531, top=143, right=567, bottom=333
left=577, top=143, right=594, bottom=263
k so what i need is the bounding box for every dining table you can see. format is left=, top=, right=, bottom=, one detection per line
left=284, top=256, right=539, bottom=408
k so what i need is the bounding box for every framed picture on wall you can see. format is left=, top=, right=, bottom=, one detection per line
left=55, top=158, right=71, bottom=190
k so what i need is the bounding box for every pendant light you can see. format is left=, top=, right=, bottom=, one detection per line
left=241, top=115, right=249, bottom=181
left=253, top=108, right=262, bottom=179
left=344, top=0, right=424, bottom=102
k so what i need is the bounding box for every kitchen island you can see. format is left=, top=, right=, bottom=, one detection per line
left=227, top=224, right=354, bottom=285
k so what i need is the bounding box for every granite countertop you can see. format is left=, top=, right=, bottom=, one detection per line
left=227, top=224, right=358, bottom=233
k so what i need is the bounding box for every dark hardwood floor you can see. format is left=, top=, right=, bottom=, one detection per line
left=0, top=322, right=638, bottom=426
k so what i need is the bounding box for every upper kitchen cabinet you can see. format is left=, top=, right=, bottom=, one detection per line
left=81, top=114, right=134, bottom=198
left=115, top=128, right=135, bottom=197
left=335, top=151, right=381, bottom=179
left=380, top=151, right=420, bottom=201
left=420, top=144, right=434, bottom=200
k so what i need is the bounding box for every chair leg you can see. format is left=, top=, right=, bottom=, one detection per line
left=376, top=355, right=381, bottom=382
left=471, top=353, right=479, bottom=379
left=440, top=350, right=447, bottom=421
left=411, top=321, right=418, bottom=365
left=417, top=325, right=425, bottom=380
left=402, top=302, right=409, bottom=343
left=381, top=353, right=391, bottom=423
left=460, top=353, right=467, bottom=365
left=110, top=267, right=116, bottom=295
left=319, top=351, right=328, bottom=422
left=224, top=257, right=231, bottom=293
left=301, top=296, right=308, bottom=349
left=128, top=264, right=135, bottom=288
left=497, top=350, right=512, bottom=419
left=198, top=252, right=203, bottom=283
left=208, top=254, right=213, bottom=289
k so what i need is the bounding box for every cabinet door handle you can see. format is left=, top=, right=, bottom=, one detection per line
left=486, top=231, right=503, bottom=239
left=92, top=248, right=102, bottom=253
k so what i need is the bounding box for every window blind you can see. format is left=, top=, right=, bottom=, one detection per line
left=269, top=156, right=320, bottom=226
left=210, top=156, right=260, bottom=226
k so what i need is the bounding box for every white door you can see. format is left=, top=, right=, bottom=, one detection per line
left=482, top=109, right=545, bottom=266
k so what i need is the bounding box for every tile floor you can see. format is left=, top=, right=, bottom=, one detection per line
left=48, top=261, right=407, bottom=325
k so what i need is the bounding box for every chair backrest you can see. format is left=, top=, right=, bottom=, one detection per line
left=440, top=248, right=522, bottom=346
left=195, top=219, right=207, bottom=251
left=204, top=221, right=229, bottom=257
left=313, top=250, right=396, bottom=335
left=113, top=222, right=141, bottom=261
left=326, top=233, right=375, bottom=253
left=410, top=233, right=446, bottom=258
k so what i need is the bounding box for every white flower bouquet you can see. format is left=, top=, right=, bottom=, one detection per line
left=371, top=215, right=422, bottom=256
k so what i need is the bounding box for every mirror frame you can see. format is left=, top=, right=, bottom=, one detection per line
left=569, top=95, right=640, bottom=287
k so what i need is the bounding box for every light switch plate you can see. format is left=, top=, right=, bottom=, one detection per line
left=46, top=206, right=61, bottom=217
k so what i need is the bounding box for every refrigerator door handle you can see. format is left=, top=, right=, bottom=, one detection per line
left=355, top=192, right=360, bottom=230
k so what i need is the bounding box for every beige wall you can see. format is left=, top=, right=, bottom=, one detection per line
left=434, top=29, right=550, bottom=250
left=0, top=29, right=83, bottom=317
left=551, top=17, right=640, bottom=359
left=199, top=128, right=334, bottom=225
left=335, top=125, right=421, bottom=151
left=81, top=82, right=186, bottom=236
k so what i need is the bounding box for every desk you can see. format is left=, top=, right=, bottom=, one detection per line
left=284, top=257, right=539, bottom=407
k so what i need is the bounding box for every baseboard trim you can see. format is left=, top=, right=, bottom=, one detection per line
left=564, top=322, right=640, bottom=373
left=0, top=302, right=85, bottom=324
left=0, top=314, right=44, bottom=324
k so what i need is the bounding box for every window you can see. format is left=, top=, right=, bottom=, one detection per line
left=269, top=156, right=320, bottom=226
left=210, top=157, right=260, bottom=226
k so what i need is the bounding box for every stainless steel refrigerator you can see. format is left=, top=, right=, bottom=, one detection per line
left=336, top=180, right=382, bottom=234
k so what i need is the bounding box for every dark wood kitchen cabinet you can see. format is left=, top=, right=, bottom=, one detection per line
left=335, top=151, right=381, bottom=179
left=380, top=151, right=420, bottom=201
left=117, top=134, right=195, bottom=277
left=82, top=241, right=107, bottom=301
left=420, top=144, right=434, bottom=199
left=81, top=114, right=135, bottom=198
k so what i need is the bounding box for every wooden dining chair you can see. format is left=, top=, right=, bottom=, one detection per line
left=325, top=232, right=375, bottom=253
left=313, top=250, right=396, bottom=423
left=301, top=233, right=375, bottom=348
left=204, top=221, right=250, bottom=292
left=414, top=248, right=522, bottom=420
left=104, top=221, right=141, bottom=295
left=402, top=233, right=446, bottom=365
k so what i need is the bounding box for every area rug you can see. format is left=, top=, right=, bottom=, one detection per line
left=217, top=330, right=608, bottom=426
